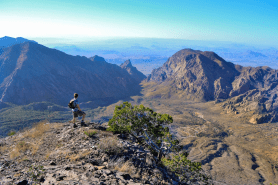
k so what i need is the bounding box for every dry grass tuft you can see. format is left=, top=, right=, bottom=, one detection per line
left=13, top=173, right=21, bottom=178
left=114, top=160, right=134, bottom=172
left=18, top=156, right=30, bottom=162
left=84, top=129, right=98, bottom=137
left=45, top=151, right=52, bottom=159
left=110, top=158, right=139, bottom=178
left=10, top=141, right=31, bottom=159
left=0, top=146, right=8, bottom=153
left=98, top=136, right=122, bottom=155
left=98, top=130, right=113, bottom=137
left=52, top=123, right=63, bottom=129
left=55, top=143, right=64, bottom=150
left=30, top=141, right=42, bottom=155
left=9, top=138, right=43, bottom=159
left=65, top=150, right=91, bottom=161
left=48, top=149, right=70, bottom=159
left=23, top=121, right=50, bottom=138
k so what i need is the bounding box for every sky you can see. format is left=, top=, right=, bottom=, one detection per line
left=0, top=0, right=278, bottom=46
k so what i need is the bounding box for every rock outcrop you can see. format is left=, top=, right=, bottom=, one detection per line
left=146, top=49, right=278, bottom=123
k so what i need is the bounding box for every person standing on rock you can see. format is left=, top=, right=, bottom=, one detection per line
left=70, top=93, right=86, bottom=126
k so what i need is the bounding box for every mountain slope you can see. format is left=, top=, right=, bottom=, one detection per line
left=0, top=42, right=142, bottom=106
left=146, top=48, right=278, bottom=123
left=0, top=122, right=212, bottom=184
left=147, top=49, right=240, bottom=101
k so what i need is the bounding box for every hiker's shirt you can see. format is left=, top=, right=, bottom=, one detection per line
left=72, top=98, right=79, bottom=112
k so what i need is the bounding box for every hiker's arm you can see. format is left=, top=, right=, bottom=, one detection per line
left=76, top=104, right=82, bottom=111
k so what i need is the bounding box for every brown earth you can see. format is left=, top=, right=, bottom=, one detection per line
left=94, top=81, right=278, bottom=184
left=138, top=82, right=278, bottom=185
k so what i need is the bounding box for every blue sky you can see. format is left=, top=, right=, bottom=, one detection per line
left=0, top=0, right=277, bottom=46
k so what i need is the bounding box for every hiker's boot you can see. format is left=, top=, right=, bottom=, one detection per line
left=72, top=123, right=78, bottom=128
left=81, top=121, right=86, bottom=127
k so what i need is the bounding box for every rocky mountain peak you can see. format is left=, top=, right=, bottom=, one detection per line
left=120, top=59, right=146, bottom=82
left=0, top=36, right=37, bottom=48
left=89, top=55, right=106, bottom=62
left=120, top=59, right=133, bottom=68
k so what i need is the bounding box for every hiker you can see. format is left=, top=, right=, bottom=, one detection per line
left=70, top=93, right=86, bottom=126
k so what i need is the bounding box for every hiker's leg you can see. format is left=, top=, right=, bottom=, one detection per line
left=72, top=114, right=76, bottom=123
left=82, top=114, right=85, bottom=121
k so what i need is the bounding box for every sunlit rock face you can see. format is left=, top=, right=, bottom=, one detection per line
left=147, top=48, right=278, bottom=123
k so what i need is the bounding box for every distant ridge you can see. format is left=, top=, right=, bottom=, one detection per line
left=0, top=36, right=37, bottom=48
left=245, top=50, right=267, bottom=58
left=146, top=48, right=278, bottom=123
left=0, top=42, right=142, bottom=107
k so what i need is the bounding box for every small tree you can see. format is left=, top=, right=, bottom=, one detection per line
left=161, top=152, right=208, bottom=183
left=107, top=102, right=179, bottom=161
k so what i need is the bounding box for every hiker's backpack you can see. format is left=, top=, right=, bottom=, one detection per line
left=68, top=99, right=76, bottom=109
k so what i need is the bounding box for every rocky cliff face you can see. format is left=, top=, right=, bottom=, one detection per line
left=146, top=49, right=278, bottom=123
left=0, top=42, right=142, bottom=107
left=147, top=49, right=240, bottom=101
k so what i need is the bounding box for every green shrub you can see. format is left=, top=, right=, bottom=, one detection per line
left=28, top=165, right=45, bottom=182
left=162, top=153, right=201, bottom=173
left=84, top=130, right=97, bottom=137
left=8, top=130, right=16, bottom=136
left=162, top=152, right=210, bottom=183
left=108, top=101, right=179, bottom=161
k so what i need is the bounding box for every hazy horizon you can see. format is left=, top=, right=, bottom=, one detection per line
left=1, top=0, right=278, bottom=47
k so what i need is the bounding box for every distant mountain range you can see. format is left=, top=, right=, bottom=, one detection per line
left=1, top=36, right=278, bottom=124
left=146, top=49, right=278, bottom=123
left=0, top=42, right=145, bottom=107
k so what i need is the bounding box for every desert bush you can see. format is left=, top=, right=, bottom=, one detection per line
left=28, top=165, right=45, bottom=183
left=8, top=130, right=16, bottom=136
left=98, top=136, right=122, bottom=155
left=161, top=152, right=210, bottom=183
left=107, top=101, right=179, bottom=161
left=84, top=129, right=97, bottom=137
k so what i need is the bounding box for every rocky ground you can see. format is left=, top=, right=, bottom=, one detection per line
left=0, top=121, right=212, bottom=185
